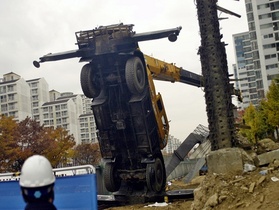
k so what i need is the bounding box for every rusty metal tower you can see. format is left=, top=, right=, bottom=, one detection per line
left=196, top=0, right=238, bottom=150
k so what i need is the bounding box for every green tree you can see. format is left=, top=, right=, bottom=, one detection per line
left=0, top=115, right=19, bottom=172
left=73, top=143, right=101, bottom=166
left=240, top=103, right=269, bottom=143
left=263, top=78, right=279, bottom=139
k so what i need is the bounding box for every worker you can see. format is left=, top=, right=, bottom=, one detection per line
left=19, top=155, right=57, bottom=210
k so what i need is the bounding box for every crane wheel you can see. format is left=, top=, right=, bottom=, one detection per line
left=104, top=162, right=121, bottom=192
left=80, top=63, right=101, bottom=98
left=125, top=57, right=146, bottom=95
left=146, top=158, right=166, bottom=193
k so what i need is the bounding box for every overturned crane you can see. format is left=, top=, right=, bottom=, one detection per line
left=34, top=23, right=184, bottom=194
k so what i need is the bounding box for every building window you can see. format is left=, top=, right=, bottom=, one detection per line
left=270, top=2, right=279, bottom=11
left=31, top=89, right=38, bottom=94
left=61, top=104, right=67, bottom=109
left=8, top=94, right=15, bottom=101
left=259, top=13, right=271, bottom=20
left=33, top=102, right=39, bottom=107
left=62, top=111, right=68, bottom=116
left=254, top=60, right=261, bottom=69
left=260, top=23, right=272, bottom=30
left=272, top=12, right=279, bottom=21
left=257, top=3, right=269, bottom=10
left=256, top=80, right=263, bottom=89
left=247, top=12, right=254, bottom=21
left=31, top=83, right=37, bottom=88
left=263, top=33, right=273, bottom=39
left=0, top=95, right=7, bottom=103
left=263, top=43, right=275, bottom=49
left=267, top=74, right=279, bottom=81
left=9, top=103, right=16, bottom=110
left=249, top=22, right=255, bottom=31
left=265, top=54, right=277, bottom=60
left=0, top=86, right=6, bottom=94
left=247, top=71, right=255, bottom=76
left=32, top=95, right=38, bottom=101
left=266, top=63, right=278, bottom=70
left=34, top=115, right=40, bottom=121
left=255, top=71, right=262, bottom=79
left=43, top=107, right=49, bottom=112
left=1, top=104, right=8, bottom=112
left=251, top=41, right=258, bottom=50
left=55, top=105, right=60, bottom=111
left=7, top=85, right=14, bottom=92
left=273, top=22, right=279, bottom=31
left=246, top=3, right=253, bottom=12
left=9, top=111, right=17, bottom=117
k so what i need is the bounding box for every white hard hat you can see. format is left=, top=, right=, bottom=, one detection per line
left=19, top=155, right=55, bottom=188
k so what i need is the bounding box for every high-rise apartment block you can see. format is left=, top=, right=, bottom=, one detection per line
left=0, top=72, right=98, bottom=144
left=0, top=72, right=32, bottom=121
left=233, top=0, right=279, bottom=109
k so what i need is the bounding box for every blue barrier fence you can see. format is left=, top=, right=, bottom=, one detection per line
left=0, top=174, right=97, bottom=210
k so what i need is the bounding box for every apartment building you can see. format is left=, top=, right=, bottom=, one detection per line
left=0, top=72, right=98, bottom=144
left=233, top=32, right=260, bottom=109
left=42, top=97, right=80, bottom=143
left=0, top=72, right=32, bottom=121
left=41, top=92, right=98, bottom=144
left=162, top=135, right=181, bottom=154
left=233, top=0, right=279, bottom=109
left=26, top=78, right=50, bottom=122
left=79, top=113, right=98, bottom=144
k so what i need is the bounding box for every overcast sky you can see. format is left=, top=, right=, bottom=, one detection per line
left=0, top=0, right=248, bottom=141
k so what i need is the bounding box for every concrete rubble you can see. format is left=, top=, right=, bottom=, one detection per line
left=190, top=138, right=279, bottom=210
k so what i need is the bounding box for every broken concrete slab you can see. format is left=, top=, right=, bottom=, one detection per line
left=257, top=149, right=279, bottom=166
left=206, top=148, right=244, bottom=174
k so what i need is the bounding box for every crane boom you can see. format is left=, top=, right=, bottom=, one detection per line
left=144, top=54, right=203, bottom=87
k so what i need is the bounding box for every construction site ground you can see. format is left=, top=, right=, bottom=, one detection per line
left=106, top=167, right=279, bottom=210
left=106, top=139, right=279, bottom=210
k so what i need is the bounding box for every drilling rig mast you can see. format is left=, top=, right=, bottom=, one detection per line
left=196, top=0, right=238, bottom=150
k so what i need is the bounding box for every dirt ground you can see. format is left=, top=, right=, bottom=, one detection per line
left=105, top=165, right=279, bottom=210
left=105, top=139, right=279, bottom=210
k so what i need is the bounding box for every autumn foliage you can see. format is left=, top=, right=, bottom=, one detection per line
left=73, top=143, right=101, bottom=166
left=0, top=116, right=100, bottom=172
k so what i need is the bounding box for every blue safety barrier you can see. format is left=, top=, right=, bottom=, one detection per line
left=0, top=174, right=98, bottom=210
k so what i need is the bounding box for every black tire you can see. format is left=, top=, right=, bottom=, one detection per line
left=104, top=162, right=121, bottom=192
left=146, top=162, right=155, bottom=192
left=80, top=64, right=101, bottom=98
left=146, top=158, right=166, bottom=193
left=125, top=57, right=146, bottom=94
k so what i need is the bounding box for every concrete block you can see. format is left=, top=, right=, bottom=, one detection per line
left=257, top=149, right=279, bottom=166
left=206, top=148, right=243, bottom=174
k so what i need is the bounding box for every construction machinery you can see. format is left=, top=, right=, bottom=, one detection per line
left=33, top=23, right=204, bottom=195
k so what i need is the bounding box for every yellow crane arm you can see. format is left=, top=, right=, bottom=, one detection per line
left=144, top=54, right=203, bottom=87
